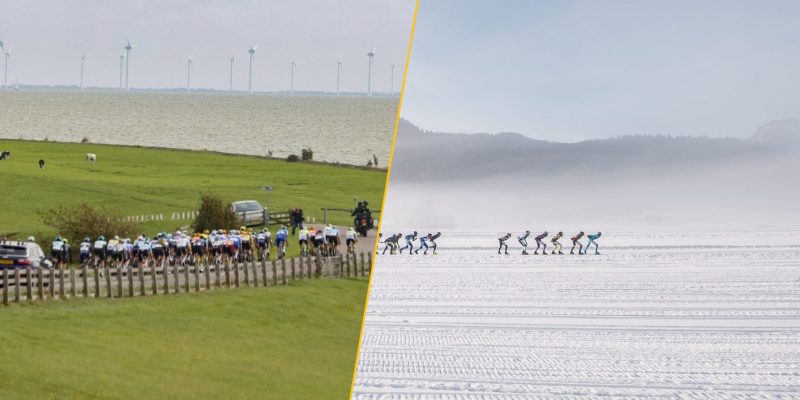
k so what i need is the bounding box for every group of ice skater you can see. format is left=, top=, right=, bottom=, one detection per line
left=498, top=231, right=602, bottom=255
left=380, top=231, right=442, bottom=255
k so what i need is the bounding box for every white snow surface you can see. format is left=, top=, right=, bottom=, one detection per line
left=353, top=231, right=800, bottom=399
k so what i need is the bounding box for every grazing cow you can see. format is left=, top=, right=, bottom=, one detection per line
left=38, top=159, right=45, bottom=169
left=0, top=150, right=9, bottom=160
left=85, top=153, right=97, bottom=163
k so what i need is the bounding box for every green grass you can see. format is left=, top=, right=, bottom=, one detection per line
left=0, top=279, right=367, bottom=399
left=0, top=139, right=385, bottom=240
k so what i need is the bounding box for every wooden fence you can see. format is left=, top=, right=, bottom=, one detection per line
left=1, top=252, right=372, bottom=305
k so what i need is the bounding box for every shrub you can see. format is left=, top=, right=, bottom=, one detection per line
left=40, top=203, right=140, bottom=243
left=301, top=147, right=314, bottom=161
left=192, top=194, right=237, bottom=232
left=286, top=154, right=300, bottom=162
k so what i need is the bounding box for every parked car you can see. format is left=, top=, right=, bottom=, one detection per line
left=0, top=240, right=53, bottom=269
left=232, top=200, right=267, bottom=226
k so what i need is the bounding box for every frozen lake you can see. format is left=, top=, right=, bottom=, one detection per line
left=353, top=231, right=800, bottom=398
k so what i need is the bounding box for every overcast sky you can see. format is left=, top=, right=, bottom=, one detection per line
left=402, top=0, right=800, bottom=141
left=0, top=0, right=414, bottom=92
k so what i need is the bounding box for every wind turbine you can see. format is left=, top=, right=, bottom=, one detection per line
left=229, top=56, right=235, bottom=91
left=336, top=56, right=342, bottom=95
left=124, top=40, right=134, bottom=91
left=390, top=64, right=395, bottom=95
left=3, top=47, right=11, bottom=89
left=80, top=55, right=85, bottom=90
left=248, top=44, right=257, bottom=94
left=186, top=55, right=193, bottom=91
left=290, top=61, right=296, bottom=94
left=0, top=39, right=5, bottom=88
left=118, top=53, right=125, bottom=92
left=367, top=48, right=375, bottom=96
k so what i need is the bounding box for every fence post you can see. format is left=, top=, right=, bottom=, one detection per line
left=137, top=267, right=144, bottom=296
left=163, top=264, right=170, bottom=294
left=184, top=265, right=190, bottom=293
left=105, top=266, right=112, bottom=298
left=70, top=269, right=77, bottom=298
left=243, top=259, right=250, bottom=286
left=25, top=267, right=32, bottom=301
left=261, top=258, right=268, bottom=287
left=280, top=259, right=287, bottom=285
left=204, top=261, right=211, bottom=291
left=224, top=261, right=231, bottom=289
left=93, top=267, right=100, bottom=298
left=14, top=269, right=21, bottom=302
left=37, top=268, right=44, bottom=300
left=367, top=251, right=373, bottom=276
left=271, top=260, right=278, bottom=286
left=315, top=254, right=322, bottom=278
left=128, top=267, right=134, bottom=297
left=290, top=257, right=296, bottom=280
left=251, top=258, right=259, bottom=288
left=2, top=269, right=8, bottom=305
left=59, top=269, right=65, bottom=299
left=194, top=265, right=200, bottom=292
left=151, top=265, right=158, bottom=296
left=215, top=261, right=222, bottom=288
left=82, top=267, right=89, bottom=298
left=345, top=253, right=351, bottom=277
left=305, top=256, right=311, bottom=279
left=117, top=267, right=123, bottom=298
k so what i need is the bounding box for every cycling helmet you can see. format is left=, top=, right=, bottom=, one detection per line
left=27, top=236, right=36, bottom=242
left=114, top=235, right=120, bottom=240
left=63, top=238, right=69, bottom=244
left=55, top=236, right=62, bottom=242
left=240, top=226, right=246, bottom=232
left=83, top=237, right=91, bottom=243
left=97, top=235, right=105, bottom=241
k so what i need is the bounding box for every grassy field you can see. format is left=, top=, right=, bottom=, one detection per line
left=0, top=139, right=385, bottom=241
left=0, top=278, right=367, bottom=399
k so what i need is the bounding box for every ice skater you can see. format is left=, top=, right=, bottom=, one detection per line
left=533, top=231, right=548, bottom=255
left=429, top=232, right=441, bottom=255
left=399, top=231, right=418, bottom=254
left=415, top=234, right=429, bottom=254
left=517, top=230, right=530, bottom=255
left=585, top=232, right=602, bottom=255
left=570, top=231, right=584, bottom=255
left=498, top=233, right=511, bottom=254
left=550, top=231, right=564, bottom=254
left=381, top=233, right=398, bottom=255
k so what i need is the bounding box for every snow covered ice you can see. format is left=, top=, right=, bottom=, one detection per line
left=353, top=231, right=800, bottom=399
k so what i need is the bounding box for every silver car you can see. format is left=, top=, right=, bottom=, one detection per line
left=0, top=240, right=53, bottom=269
left=232, top=200, right=267, bottom=226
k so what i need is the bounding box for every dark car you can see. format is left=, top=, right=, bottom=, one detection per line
left=0, top=241, right=53, bottom=269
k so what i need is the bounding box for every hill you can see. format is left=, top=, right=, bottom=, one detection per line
left=0, top=140, right=386, bottom=239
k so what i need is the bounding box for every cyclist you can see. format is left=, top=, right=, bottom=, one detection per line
left=257, top=228, right=272, bottom=260
left=151, top=234, right=167, bottom=268
left=330, top=225, right=341, bottom=256
left=297, top=226, right=309, bottom=257
left=93, top=235, right=108, bottom=267
left=51, top=236, right=67, bottom=268
left=63, top=238, right=72, bottom=264
left=79, top=237, right=92, bottom=266
left=275, top=225, right=289, bottom=259
left=176, top=232, right=190, bottom=266
left=313, top=228, right=326, bottom=256
left=241, top=227, right=254, bottom=261
left=345, top=227, right=357, bottom=254
left=323, top=224, right=336, bottom=256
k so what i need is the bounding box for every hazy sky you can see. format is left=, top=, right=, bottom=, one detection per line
left=402, top=0, right=800, bottom=141
left=0, top=0, right=414, bottom=92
